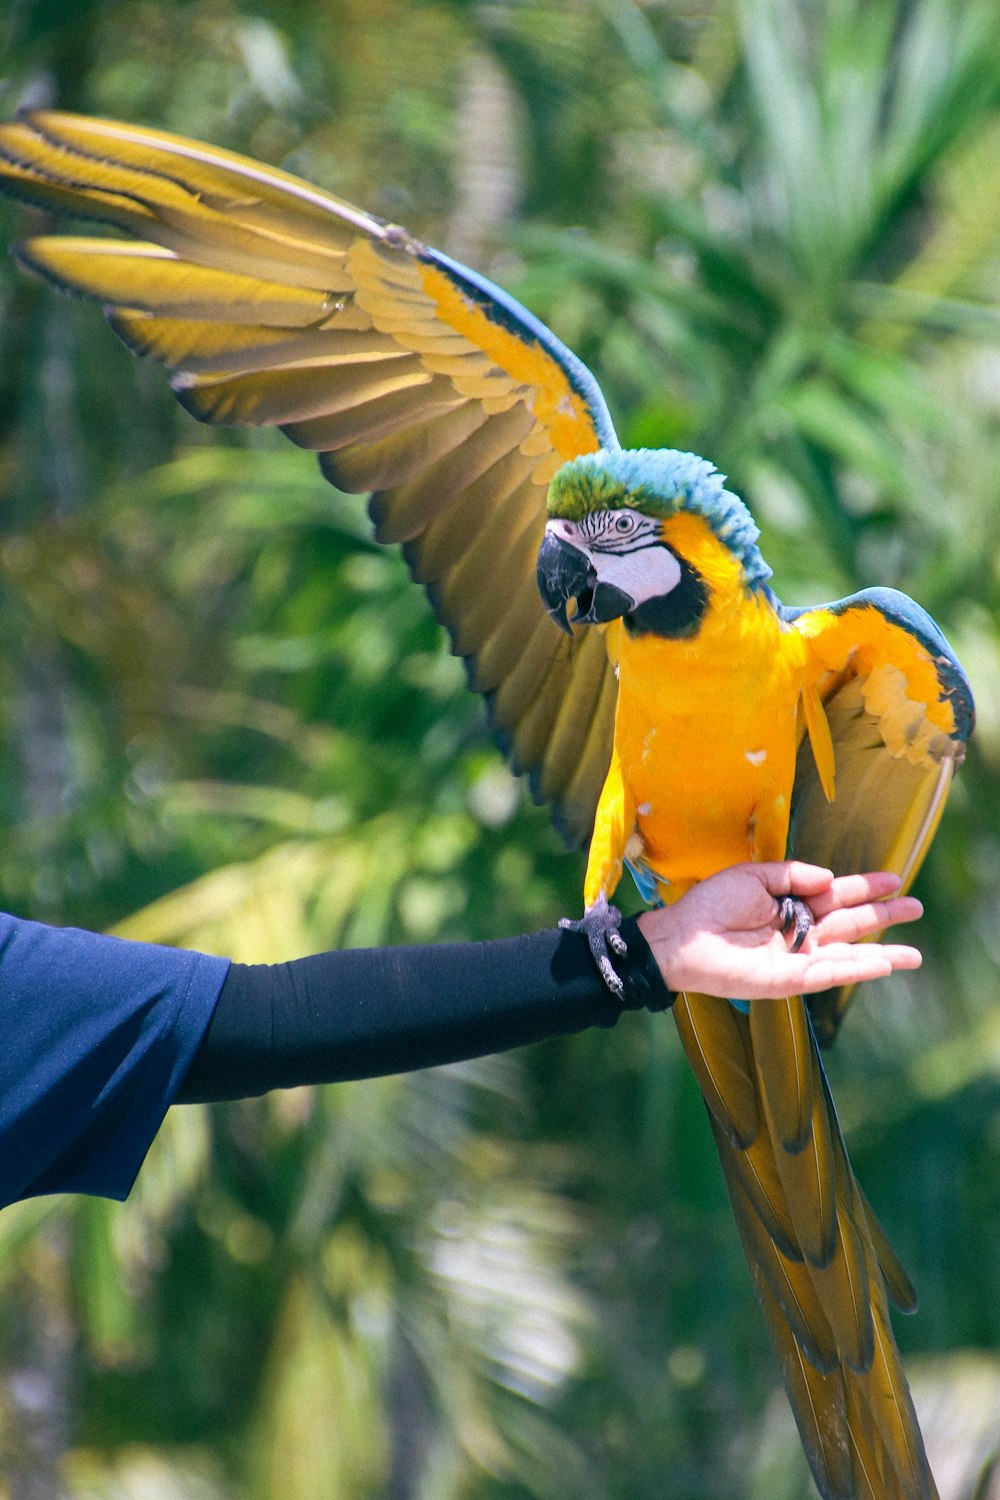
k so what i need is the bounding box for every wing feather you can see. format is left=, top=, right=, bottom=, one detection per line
left=471, top=605, right=551, bottom=697
left=0, top=108, right=621, bottom=846
left=175, top=354, right=436, bottom=427
left=375, top=417, right=539, bottom=549
left=536, top=629, right=614, bottom=805
left=18, top=236, right=336, bottom=323
left=117, top=322, right=408, bottom=375
left=503, top=636, right=585, bottom=778
left=482, top=612, right=568, bottom=730
left=320, top=401, right=490, bottom=493
left=788, top=589, right=973, bottom=1045
left=281, top=380, right=470, bottom=456
left=548, top=661, right=619, bottom=846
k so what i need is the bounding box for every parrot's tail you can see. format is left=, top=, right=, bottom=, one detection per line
left=674, top=991, right=937, bottom=1500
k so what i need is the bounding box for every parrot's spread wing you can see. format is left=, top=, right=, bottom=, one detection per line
left=785, top=587, right=974, bottom=1046
left=0, top=109, right=621, bottom=846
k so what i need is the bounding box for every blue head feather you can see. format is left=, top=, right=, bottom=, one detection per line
left=547, top=448, right=772, bottom=592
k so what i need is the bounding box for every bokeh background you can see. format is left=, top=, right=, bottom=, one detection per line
left=1, top=1, right=1000, bottom=1496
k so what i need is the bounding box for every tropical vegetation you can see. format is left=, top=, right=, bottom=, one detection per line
left=1, top=1, right=999, bottom=1495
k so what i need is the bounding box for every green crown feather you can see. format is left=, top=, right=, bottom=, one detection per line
left=547, top=449, right=772, bottom=591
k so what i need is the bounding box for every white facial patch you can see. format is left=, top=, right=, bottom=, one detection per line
left=595, top=544, right=682, bottom=605
left=544, top=511, right=682, bottom=608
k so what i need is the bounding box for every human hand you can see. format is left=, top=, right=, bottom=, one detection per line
left=636, top=862, right=922, bottom=1001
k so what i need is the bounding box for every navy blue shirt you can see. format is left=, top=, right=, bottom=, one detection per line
left=0, top=913, right=229, bottom=1210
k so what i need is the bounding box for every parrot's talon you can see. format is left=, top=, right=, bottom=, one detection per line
left=598, top=956, right=626, bottom=1000
left=778, top=895, right=813, bottom=953
left=560, top=894, right=628, bottom=999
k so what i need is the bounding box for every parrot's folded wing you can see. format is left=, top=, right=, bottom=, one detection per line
left=0, top=110, right=621, bottom=846
left=786, top=587, right=974, bottom=1045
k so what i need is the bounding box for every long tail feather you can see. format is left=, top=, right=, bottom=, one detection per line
left=758, top=1027, right=838, bottom=1268
left=750, top=993, right=813, bottom=1151
left=672, top=990, right=758, bottom=1147
left=677, top=991, right=935, bottom=1500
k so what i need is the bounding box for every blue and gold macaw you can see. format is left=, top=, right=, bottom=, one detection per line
left=0, top=112, right=975, bottom=1500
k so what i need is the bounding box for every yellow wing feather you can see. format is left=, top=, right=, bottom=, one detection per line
left=791, top=598, right=971, bottom=1045
left=0, top=108, right=620, bottom=847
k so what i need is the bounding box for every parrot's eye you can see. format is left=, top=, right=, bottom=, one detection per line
left=614, top=514, right=636, bottom=533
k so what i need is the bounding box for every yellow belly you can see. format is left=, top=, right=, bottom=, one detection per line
left=619, top=690, right=799, bottom=890
left=608, top=604, right=806, bottom=898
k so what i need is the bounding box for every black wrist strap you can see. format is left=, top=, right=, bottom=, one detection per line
left=617, top=916, right=676, bottom=1013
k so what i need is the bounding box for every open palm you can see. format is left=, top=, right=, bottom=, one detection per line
left=638, top=863, right=922, bottom=1001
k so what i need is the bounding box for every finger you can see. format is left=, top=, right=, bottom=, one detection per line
left=815, top=896, right=923, bottom=945
left=808, top=871, right=903, bottom=918
left=748, top=861, right=836, bottom=898
left=793, top=942, right=922, bottom=994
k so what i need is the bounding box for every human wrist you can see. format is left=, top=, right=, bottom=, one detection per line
left=635, top=908, right=684, bottom=996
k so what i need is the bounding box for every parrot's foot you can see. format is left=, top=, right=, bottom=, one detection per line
left=777, top=895, right=813, bottom=953
left=560, top=893, right=628, bottom=999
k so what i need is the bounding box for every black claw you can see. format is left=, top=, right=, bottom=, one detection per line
left=778, top=895, right=813, bottom=953
left=560, top=894, right=627, bottom=999
left=597, top=954, right=625, bottom=996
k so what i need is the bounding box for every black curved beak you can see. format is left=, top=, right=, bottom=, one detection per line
left=537, top=531, right=593, bottom=634
left=536, top=531, right=635, bottom=633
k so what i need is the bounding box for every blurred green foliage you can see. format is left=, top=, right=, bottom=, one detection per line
left=1, top=1, right=1000, bottom=1496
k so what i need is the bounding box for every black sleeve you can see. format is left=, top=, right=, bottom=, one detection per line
left=177, top=917, right=673, bottom=1104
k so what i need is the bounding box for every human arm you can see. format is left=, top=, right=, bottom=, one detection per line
left=0, top=862, right=920, bottom=1207
left=176, top=916, right=661, bottom=1103
left=178, top=862, right=921, bottom=1103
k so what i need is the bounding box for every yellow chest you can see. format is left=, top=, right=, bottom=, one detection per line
left=606, top=597, right=808, bottom=891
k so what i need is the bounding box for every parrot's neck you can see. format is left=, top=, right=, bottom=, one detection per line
left=609, top=581, right=793, bottom=695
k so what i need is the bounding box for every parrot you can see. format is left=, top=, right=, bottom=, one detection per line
left=0, top=110, right=975, bottom=1500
